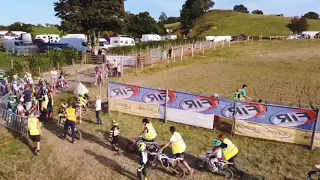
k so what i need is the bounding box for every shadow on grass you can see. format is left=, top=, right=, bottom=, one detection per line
left=84, top=149, right=137, bottom=180
left=6, top=129, right=34, bottom=153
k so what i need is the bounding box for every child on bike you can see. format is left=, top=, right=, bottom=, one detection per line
left=58, top=102, right=68, bottom=125
left=137, top=142, right=148, bottom=180
left=207, top=140, right=223, bottom=172
left=109, top=119, right=120, bottom=151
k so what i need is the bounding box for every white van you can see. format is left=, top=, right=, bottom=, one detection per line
left=161, top=35, right=177, bottom=40
left=141, top=34, right=161, bottom=42
left=109, top=36, right=135, bottom=47
left=63, top=34, right=87, bottom=39
left=21, top=33, right=32, bottom=43
left=4, top=40, right=25, bottom=52
left=59, top=38, right=90, bottom=52
left=35, top=34, right=60, bottom=43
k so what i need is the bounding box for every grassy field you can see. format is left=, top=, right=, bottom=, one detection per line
left=165, top=10, right=320, bottom=37
left=164, top=22, right=181, bottom=30
left=32, top=27, right=61, bottom=35
left=0, top=51, right=24, bottom=70
left=1, top=39, right=320, bottom=180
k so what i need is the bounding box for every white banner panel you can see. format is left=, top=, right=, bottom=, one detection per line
left=166, top=108, right=214, bottom=129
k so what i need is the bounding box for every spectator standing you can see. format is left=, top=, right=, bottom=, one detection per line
left=241, top=85, right=251, bottom=101
left=23, top=84, right=32, bottom=112
left=168, top=46, right=173, bottom=58
left=63, top=103, right=77, bottom=144
left=27, top=112, right=42, bottom=156
left=117, top=62, right=122, bottom=77
left=50, top=67, right=58, bottom=90
left=95, top=95, right=102, bottom=125
left=112, top=60, right=117, bottom=77
left=46, top=91, right=54, bottom=120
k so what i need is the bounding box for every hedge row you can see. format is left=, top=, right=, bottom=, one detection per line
left=7, top=49, right=78, bottom=79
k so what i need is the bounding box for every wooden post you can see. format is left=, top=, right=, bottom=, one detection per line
left=200, top=42, right=202, bottom=50
left=231, top=101, right=238, bottom=137
left=107, top=80, right=111, bottom=114
left=191, top=45, right=194, bottom=57
left=214, top=42, right=216, bottom=51
left=210, top=41, right=212, bottom=48
left=222, top=41, right=225, bottom=48
left=11, top=59, right=13, bottom=69
left=202, top=48, right=205, bottom=54
left=38, top=66, right=41, bottom=77
left=180, top=47, right=183, bottom=60
left=164, top=88, right=169, bottom=123
left=237, top=39, right=240, bottom=45
left=57, top=62, right=60, bottom=72
left=270, top=36, right=271, bottom=41
left=228, top=41, right=231, bottom=47
left=251, top=37, right=254, bottom=43
left=72, top=58, right=74, bottom=67
left=311, top=109, right=320, bottom=150
left=14, top=164, right=17, bottom=180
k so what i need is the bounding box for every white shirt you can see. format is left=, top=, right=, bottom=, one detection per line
left=95, top=99, right=101, bottom=111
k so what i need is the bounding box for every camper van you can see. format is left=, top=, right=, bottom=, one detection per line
left=63, top=34, right=87, bottom=39
left=205, top=36, right=232, bottom=42
left=109, top=36, right=135, bottom=47
left=35, top=34, right=60, bottom=43
left=59, top=38, right=90, bottom=52
left=141, top=34, right=161, bottom=42
left=161, top=35, right=178, bottom=40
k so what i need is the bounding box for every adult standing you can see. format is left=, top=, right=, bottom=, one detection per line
left=63, top=103, right=77, bottom=144
left=160, top=126, right=194, bottom=175
left=50, top=67, right=58, bottom=90
left=95, top=95, right=102, bottom=125
left=241, top=85, right=251, bottom=101
left=219, top=133, right=244, bottom=176
left=40, top=90, right=49, bottom=124
left=117, top=62, right=122, bottom=77
left=141, top=118, right=157, bottom=142
left=137, top=54, right=141, bottom=69
left=27, top=112, right=42, bottom=156
left=23, top=84, right=33, bottom=112
left=46, top=90, right=54, bottom=120
left=112, top=60, right=117, bottom=77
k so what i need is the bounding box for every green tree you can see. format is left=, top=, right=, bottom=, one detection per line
left=7, top=22, right=33, bottom=33
left=127, top=12, right=164, bottom=38
left=252, top=9, right=263, bottom=15
left=286, top=16, right=309, bottom=34
left=159, top=12, right=168, bottom=23
left=233, top=4, right=249, bottom=13
left=180, top=0, right=215, bottom=29
left=54, top=0, right=126, bottom=50
left=303, top=12, right=319, bottom=20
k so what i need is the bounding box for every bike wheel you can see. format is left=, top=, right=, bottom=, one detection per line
left=148, top=144, right=159, bottom=153
left=75, top=130, right=82, bottom=140
left=173, top=166, right=185, bottom=178
left=196, top=159, right=206, bottom=171
left=219, top=168, right=233, bottom=180
left=149, top=159, right=158, bottom=169
left=126, top=142, right=136, bottom=153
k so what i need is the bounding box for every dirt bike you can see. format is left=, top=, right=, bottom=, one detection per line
left=306, top=164, right=320, bottom=180
left=196, top=154, right=233, bottom=179
left=56, top=115, right=82, bottom=140
left=148, top=151, right=185, bottom=178
left=75, top=94, right=95, bottom=115
left=56, top=77, right=68, bottom=91
left=126, top=136, right=160, bottom=154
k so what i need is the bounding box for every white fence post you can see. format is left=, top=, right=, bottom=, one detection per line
left=180, top=47, right=183, bottom=60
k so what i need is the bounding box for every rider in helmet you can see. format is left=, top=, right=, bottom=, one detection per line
left=77, top=94, right=88, bottom=109
left=95, top=66, right=103, bottom=84
left=140, top=118, right=157, bottom=142
left=58, top=102, right=68, bottom=125
left=137, top=142, right=148, bottom=180
left=109, top=119, right=120, bottom=151
left=7, top=95, right=18, bottom=113
left=207, top=140, right=223, bottom=172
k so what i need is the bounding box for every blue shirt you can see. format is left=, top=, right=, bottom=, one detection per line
left=241, top=89, right=247, bottom=97
left=23, top=90, right=32, bottom=102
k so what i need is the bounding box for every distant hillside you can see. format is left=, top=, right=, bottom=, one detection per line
left=191, top=10, right=320, bottom=37
left=32, top=27, right=62, bottom=35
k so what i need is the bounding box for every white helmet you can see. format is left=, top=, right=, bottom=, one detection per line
left=20, top=97, right=24, bottom=102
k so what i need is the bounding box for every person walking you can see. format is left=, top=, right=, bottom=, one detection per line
left=159, top=126, right=194, bottom=175
left=218, top=133, right=244, bottom=176
left=62, top=103, right=77, bottom=144
left=137, top=142, right=148, bottom=180
left=95, top=95, right=102, bottom=125
left=241, top=85, right=251, bottom=101
left=112, top=60, right=117, bottom=77
left=27, top=112, right=42, bottom=156
left=23, top=84, right=33, bottom=112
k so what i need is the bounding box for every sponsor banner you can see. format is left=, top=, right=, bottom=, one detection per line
left=110, top=98, right=159, bottom=119
left=235, top=120, right=311, bottom=146
left=109, top=82, right=318, bottom=131
left=166, top=108, right=214, bottom=129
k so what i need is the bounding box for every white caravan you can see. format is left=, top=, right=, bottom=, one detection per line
left=109, top=36, right=135, bottom=47
left=63, top=34, right=87, bottom=39
left=141, top=34, right=161, bottom=42
left=161, top=35, right=178, bottom=40
left=59, top=38, right=90, bottom=52
left=35, top=34, right=60, bottom=43
left=205, top=36, right=232, bottom=42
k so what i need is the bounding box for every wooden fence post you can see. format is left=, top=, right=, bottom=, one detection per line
left=180, top=47, right=183, bottom=60
left=311, top=109, right=320, bottom=150
left=214, top=42, right=216, bottom=51
left=14, top=164, right=17, bottom=180
left=191, top=45, right=194, bottom=57
left=38, top=66, right=41, bottom=77
left=222, top=41, right=225, bottom=48
left=11, top=59, right=13, bottom=69
left=228, top=41, right=231, bottom=47
left=173, top=53, right=176, bottom=62
left=164, top=88, right=169, bottom=123
left=107, top=80, right=111, bottom=114
left=231, top=101, right=238, bottom=137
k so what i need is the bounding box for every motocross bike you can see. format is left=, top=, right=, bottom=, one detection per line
left=196, top=154, right=234, bottom=180
left=56, top=114, right=82, bottom=140
left=126, top=136, right=160, bottom=154
left=56, top=76, right=68, bottom=91
left=149, top=151, right=185, bottom=178
left=306, top=164, right=320, bottom=180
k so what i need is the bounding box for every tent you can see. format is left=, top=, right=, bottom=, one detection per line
left=73, top=82, right=89, bottom=96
